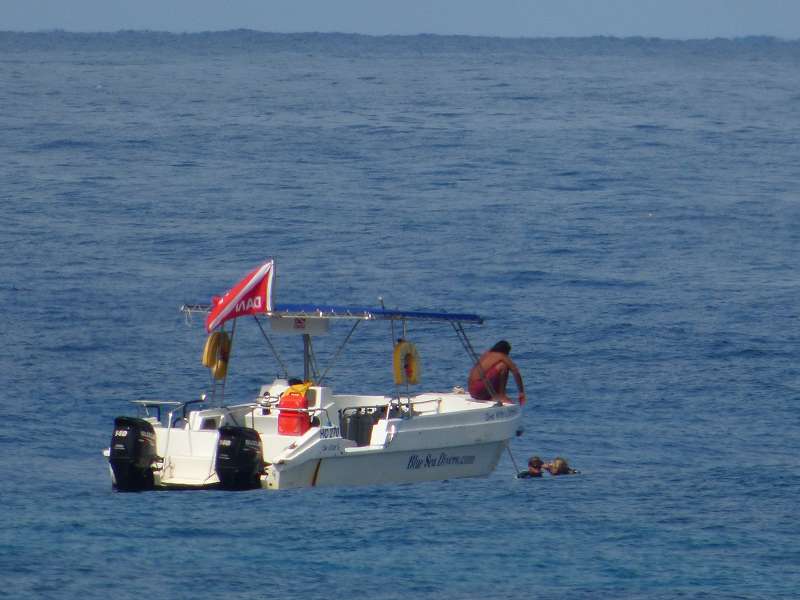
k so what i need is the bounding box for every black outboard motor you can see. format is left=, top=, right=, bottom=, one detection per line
left=215, top=426, right=264, bottom=490
left=109, top=416, right=157, bottom=492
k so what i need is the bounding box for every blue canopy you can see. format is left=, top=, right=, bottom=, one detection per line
left=181, top=302, right=482, bottom=324
left=273, top=303, right=483, bottom=324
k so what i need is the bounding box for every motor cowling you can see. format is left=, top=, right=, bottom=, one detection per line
left=215, top=426, right=264, bottom=490
left=109, top=416, right=157, bottom=492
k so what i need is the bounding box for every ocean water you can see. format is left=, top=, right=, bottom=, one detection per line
left=1, top=31, right=799, bottom=599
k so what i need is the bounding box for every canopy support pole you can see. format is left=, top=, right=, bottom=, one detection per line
left=253, top=316, right=289, bottom=379
left=303, top=334, right=312, bottom=382
left=318, top=320, right=360, bottom=385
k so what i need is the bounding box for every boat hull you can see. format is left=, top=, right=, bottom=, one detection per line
left=106, top=391, right=523, bottom=492
left=266, top=440, right=507, bottom=490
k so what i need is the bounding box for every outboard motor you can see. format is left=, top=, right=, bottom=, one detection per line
left=215, top=426, right=264, bottom=490
left=109, top=416, right=157, bottom=492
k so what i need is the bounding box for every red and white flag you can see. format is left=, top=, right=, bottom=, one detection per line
left=205, top=260, right=275, bottom=333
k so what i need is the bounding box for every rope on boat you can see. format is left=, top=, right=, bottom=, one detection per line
left=451, top=322, right=498, bottom=399
left=455, top=323, right=521, bottom=477
left=506, top=443, right=521, bottom=477
left=452, top=321, right=479, bottom=364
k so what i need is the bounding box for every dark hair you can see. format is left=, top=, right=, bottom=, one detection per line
left=491, top=340, right=511, bottom=354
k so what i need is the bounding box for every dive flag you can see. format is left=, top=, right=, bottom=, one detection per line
left=205, top=260, right=275, bottom=333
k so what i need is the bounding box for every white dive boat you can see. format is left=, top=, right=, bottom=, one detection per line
left=104, top=260, right=524, bottom=491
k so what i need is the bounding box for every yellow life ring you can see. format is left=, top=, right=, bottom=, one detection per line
left=203, top=331, right=231, bottom=380
left=393, top=340, right=420, bottom=385
left=202, top=331, right=222, bottom=367
left=211, top=356, right=228, bottom=380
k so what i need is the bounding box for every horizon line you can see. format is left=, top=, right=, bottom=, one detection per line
left=2, top=29, right=799, bottom=43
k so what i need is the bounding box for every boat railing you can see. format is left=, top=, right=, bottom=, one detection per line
left=275, top=406, right=334, bottom=427
left=405, top=396, right=444, bottom=414
left=166, top=399, right=207, bottom=429
left=339, top=402, right=401, bottom=419
left=372, top=396, right=444, bottom=416
left=249, top=397, right=335, bottom=428
left=161, top=399, right=253, bottom=429
left=130, top=400, right=185, bottom=424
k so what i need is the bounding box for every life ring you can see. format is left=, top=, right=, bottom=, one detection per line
left=202, top=331, right=222, bottom=367
left=211, top=356, right=228, bottom=380
left=393, top=340, right=420, bottom=385
left=202, top=331, right=231, bottom=380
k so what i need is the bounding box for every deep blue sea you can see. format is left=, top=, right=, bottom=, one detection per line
left=1, top=31, right=799, bottom=599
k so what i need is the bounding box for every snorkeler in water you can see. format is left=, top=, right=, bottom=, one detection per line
left=544, top=457, right=578, bottom=475
left=517, top=456, right=544, bottom=478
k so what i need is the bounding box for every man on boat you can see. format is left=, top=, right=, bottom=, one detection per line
left=468, top=340, right=525, bottom=405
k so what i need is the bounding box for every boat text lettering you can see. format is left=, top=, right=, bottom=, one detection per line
left=407, top=453, right=476, bottom=469
left=235, top=297, right=262, bottom=313
left=484, top=405, right=519, bottom=422
left=319, top=426, right=341, bottom=439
